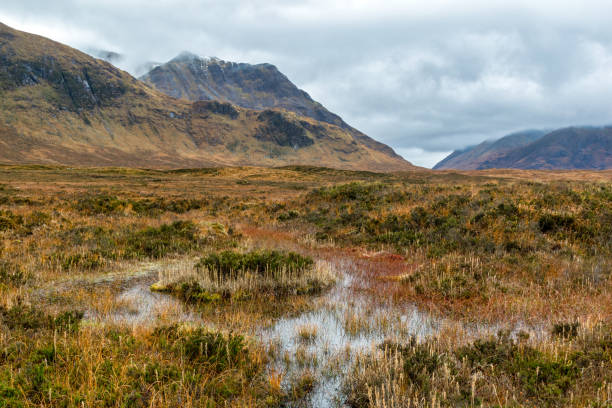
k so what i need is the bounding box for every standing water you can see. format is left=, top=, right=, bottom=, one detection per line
left=259, top=259, right=439, bottom=407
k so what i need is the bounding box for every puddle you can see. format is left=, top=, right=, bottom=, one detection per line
left=42, top=257, right=548, bottom=406
left=257, top=258, right=547, bottom=407
left=83, top=273, right=202, bottom=327
left=30, top=260, right=202, bottom=327
left=85, top=280, right=202, bottom=326
left=259, top=263, right=438, bottom=408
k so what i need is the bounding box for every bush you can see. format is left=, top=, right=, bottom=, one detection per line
left=538, top=214, right=576, bottom=233
left=0, top=261, right=27, bottom=287
left=308, top=183, right=391, bottom=211
left=381, top=337, right=445, bottom=394
left=277, top=210, right=299, bottom=221
left=456, top=332, right=579, bottom=405
left=73, top=195, right=126, bottom=215
left=0, top=211, right=48, bottom=235
left=196, top=250, right=313, bottom=278
left=74, top=195, right=206, bottom=216
left=0, top=210, right=23, bottom=231
left=155, top=326, right=250, bottom=372
left=60, top=252, right=105, bottom=271
left=0, top=305, right=83, bottom=332
left=552, top=322, right=580, bottom=339
left=124, top=221, right=201, bottom=259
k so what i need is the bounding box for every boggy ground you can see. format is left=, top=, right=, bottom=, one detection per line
left=0, top=164, right=611, bottom=407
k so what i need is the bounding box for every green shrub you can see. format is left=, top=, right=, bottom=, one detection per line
left=496, top=202, right=520, bottom=219
left=0, top=210, right=48, bottom=235
left=309, top=182, right=387, bottom=204
left=124, top=221, right=201, bottom=259
left=174, top=281, right=223, bottom=303
left=52, top=221, right=205, bottom=271
left=196, top=250, right=313, bottom=278
left=0, top=261, right=27, bottom=287
left=0, top=210, right=23, bottom=232
left=552, top=322, right=580, bottom=339
left=538, top=214, right=576, bottom=233
left=60, top=252, right=104, bottom=271
left=74, top=195, right=207, bottom=216
left=73, top=195, right=126, bottom=215
left=288, top=371, right=317, bottom=401
left=382, top=337, right=445, bottom=394
left=155, top=326, right=250, bottom=372
left=277, top=210, right=299, bottom=221
left=0, top=306, right=83, bottom=332
left=456, top=332, right=579, bottom=405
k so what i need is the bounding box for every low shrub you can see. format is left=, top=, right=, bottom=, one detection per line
left=0, top=305, right=83, bottom=332
left=552, top=322, right=580, bottom=339
left=196, top=250, right=314, bottom=278
left=155, top=250, right=333, bottom=302
left=457, top=332, right=579, bottom=405
left=277, top=210, right=299, bottom=221
left=123, top=221, right=201, bottom=259
left=538, top=213, right=576, bottom=233
left=60, top=252, right=105, bottom=271
left=346, top=330, right=584, bottom=408
left=381, top=337, right=446, bottom=395
left=0, top=210, right=49, bottom=235
left=0, top=260, right=27, bottom=287
left=0, top=210, right=23, bottom=231
left=74, top=195, right=207, bottom=216
left=287, top=371, right=317, bottom=401
left=154, top=326, right=250, bottom=372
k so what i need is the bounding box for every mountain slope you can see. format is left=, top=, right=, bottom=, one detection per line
left=0, top=23, right=414, bottom=171
left=434, top=130, right=547, bottom=170
left=140, top=52, right=400, bottom=159
left=478, top=127, right=612, bottom=170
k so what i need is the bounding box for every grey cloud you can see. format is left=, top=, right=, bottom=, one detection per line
left=2, top=1, right=612, bottom=167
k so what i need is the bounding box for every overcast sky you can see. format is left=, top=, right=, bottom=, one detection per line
left=3, top=0, right=612, bottom=167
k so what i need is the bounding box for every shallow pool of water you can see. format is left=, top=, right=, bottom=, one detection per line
left=259, top=268, right=438, bottom=408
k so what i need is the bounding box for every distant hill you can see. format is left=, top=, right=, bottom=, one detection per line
left=434, top=128, right=612, bottom=170
left=434, top=130, right=547, bottom=170
left=0, top=23, right=414, bottom=171
left=140, top=52, right=400, bottom=158
left=478, top=127, right=612, bottom=170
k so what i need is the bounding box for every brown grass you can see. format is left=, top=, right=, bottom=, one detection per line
left=0, top=164, right=610, bottom=407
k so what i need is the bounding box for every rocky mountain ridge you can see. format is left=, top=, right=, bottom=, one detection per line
left=0, top=23, right=414, bottom=171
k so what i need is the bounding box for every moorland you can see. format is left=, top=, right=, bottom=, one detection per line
left=0, top=164, right=611, bottom=407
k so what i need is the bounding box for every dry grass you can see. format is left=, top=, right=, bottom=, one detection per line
left=0, top=165, right=610, bottom=407
left=151, top=255, right=336, bottom=303
left=344, top=319, right=612, bottom=408
left=296, top=323, right=319, bottom=343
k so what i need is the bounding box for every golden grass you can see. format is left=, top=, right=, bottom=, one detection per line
left=0, top=165, right=610, bottom=407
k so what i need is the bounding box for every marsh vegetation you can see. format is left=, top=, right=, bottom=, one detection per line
left=0, top=165, right=610, bottom=407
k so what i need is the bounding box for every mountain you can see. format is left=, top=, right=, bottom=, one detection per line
left=0, top=23, right=414, bottom=171
left=433, top=130, right=547, bottom=170
left=140, top=51, right=400, bottom=158
left=478, top=127, right=612, bottom=170
left=434, top=127, right=611, bottom=170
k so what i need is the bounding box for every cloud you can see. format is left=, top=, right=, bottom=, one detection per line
left=2, top=0, right=612, bottom=167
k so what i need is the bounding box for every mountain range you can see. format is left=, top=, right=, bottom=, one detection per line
left=434, top=128, right=612, bottom=170
left=2, top=21, right=610, bottom=172
left=140, top=51, right=399, bottom=158
left=0, top=23, right=413, bottom=171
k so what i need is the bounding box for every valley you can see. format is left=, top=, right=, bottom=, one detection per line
left=0, top=164, right=610, bottom=407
